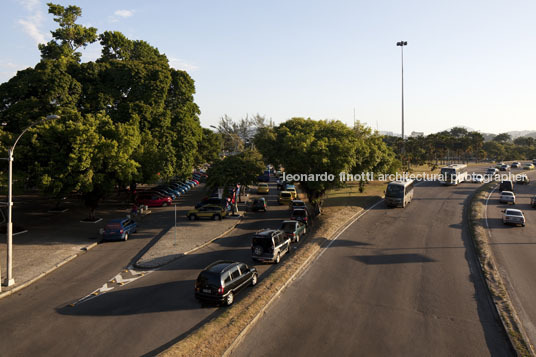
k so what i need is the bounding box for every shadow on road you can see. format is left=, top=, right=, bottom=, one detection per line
left=350, top=253, right=436, bottom=265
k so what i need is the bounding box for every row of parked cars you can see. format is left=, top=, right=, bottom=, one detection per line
left=100, top=172, right=207, bottom=241
left=194, top=179, right=311, bottom=306
left=497, top=171, right=535, bottom=227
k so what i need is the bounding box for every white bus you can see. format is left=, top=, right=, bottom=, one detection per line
left=440, top=164, right=468, bottom=185
left=385, top=179, right=415, bottom=208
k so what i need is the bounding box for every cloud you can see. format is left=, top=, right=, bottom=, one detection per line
left=169, top=57, right=199, bottom=72
left=16, top=0, right=48, bottom=44
left=109, top=9, right=135, bottom=22
left=114, top=9, right=134, bottom=18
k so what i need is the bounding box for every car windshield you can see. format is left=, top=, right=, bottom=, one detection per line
left=105, top=224, right=121, bottom=231
left=506, top=210, right=522, bottom=216
left=386, top=184, right=404, bottom=198
left=281, top=193, right=291, bottom=198
left=441, top=168, right=456, bottom=176
left=279, top=222, right=296, bottom=233
left=197, top=272, right=221, bottom=287
left=292, top=210, right=306, bottom=217
left=253, top=236, right=273, bottom=249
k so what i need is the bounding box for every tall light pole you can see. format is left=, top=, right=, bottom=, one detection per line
left=2, top=114, right=60, bottom=287
left=396, top=41, right=407, bottom=141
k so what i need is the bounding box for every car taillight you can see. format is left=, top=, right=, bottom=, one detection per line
left=120, top=229, right=124, bottom=234
left=304, top=217, right=308, bottom=221
left=217, top=286, right=224, bottom=294
left=289, top=233, right=295, bottom=236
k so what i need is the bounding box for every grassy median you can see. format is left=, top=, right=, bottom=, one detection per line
left=469, top=183, right=533, bottom=356
left=159, top=182, right=384, bottom=357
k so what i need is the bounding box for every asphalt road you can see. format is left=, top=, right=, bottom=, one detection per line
left=0, top=181, right=291, bottom=356
left=231, top=178, right=513, bottom=356
left=485, top=168, right=536, bottom=349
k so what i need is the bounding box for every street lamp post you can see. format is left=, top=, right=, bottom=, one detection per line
left=2, top=114, right=60, bottom=287
left=396, top=41, right=407, bottom=141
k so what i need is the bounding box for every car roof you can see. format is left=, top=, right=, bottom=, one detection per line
left=505, top=209, right=523, bottom=214
left=292, top=208, right=306, bottom=212
left=501, top=191, right=514, bottom=194
left=204, top=260, right=237, bottom=273
left=281, top=220, right=299, bottom=224
left=292, top=200, right=305, bottom=203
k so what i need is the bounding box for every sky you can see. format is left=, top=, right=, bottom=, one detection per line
left=1, top=0, right=535, bottom=135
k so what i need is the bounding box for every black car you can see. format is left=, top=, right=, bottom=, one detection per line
left=251, top=229, right=291, bottom=264
left=290, top=208, right=309, bottom=225
left=195, top=261, right=258, bottom=306
left=251, top=198, right=267, bottom=212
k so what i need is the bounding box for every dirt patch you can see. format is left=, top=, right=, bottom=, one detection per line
left=469, top=183, right=534, bottom=356
left=159, top=184, right=383, bottom=357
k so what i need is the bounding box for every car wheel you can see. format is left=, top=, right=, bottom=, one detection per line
left=226, top=292, right=234, bottom=306
left=251, top=273, right=258, bottom=286
left=213, top=214, right=221, bottom=221
left=275, top=253, right=281, bottom=264
left=124, top=233, right=129, bottom=241
left=188, top=214, right=196, bottom=221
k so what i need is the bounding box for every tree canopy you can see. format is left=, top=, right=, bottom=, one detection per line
left=0, top=3, right=203, bottom=218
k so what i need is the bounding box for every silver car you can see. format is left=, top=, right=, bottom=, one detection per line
left=502, top=209, right=525, bottom=226
left=499, top=191, right=515, bottom=204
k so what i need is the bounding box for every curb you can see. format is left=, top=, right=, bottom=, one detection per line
left=223, top=200, right=383, bottom=357
left=134, top=215, right=244, bottom=270
left=0, top=240, right=99, bottom=300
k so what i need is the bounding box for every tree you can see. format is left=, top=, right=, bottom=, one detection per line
left=0, top=3, right=203, bottom=219
left=493, top=133, right=512, bottom=143
left=195, top=128, right=223, bottom=165
left=206, top=150, right=265, bottom=191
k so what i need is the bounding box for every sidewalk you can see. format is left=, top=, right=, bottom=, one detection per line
left=135, top=212, right=243, bottom=269
left=0, top=185, right=244, bottom=297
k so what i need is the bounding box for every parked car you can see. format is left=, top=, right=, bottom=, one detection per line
left=101, top=218, right=137, bottom=241
left=251, top=229, right=290, bottom=264
left=195, top=197, right=226, bottom=209
left=290, top=208, right=309, bottom=225
left=515, top=174, right=530, bottom=185
left=187, top=204, right=227, bottom=220
left=486, top=167, right=498, bottom=175
left=153, top=187, right=179, bottom=199
left=278, top=191, right=293, bottom=205
left=194, top=260, right=258, bottom=306
left=499, top=180, right=514, bottom=192
left=523, top=163, right=535, bottom=170
left=136, top=193, right=172, bottom=207
left=278, top=220, right=306, bottom=243
left=290, top=199, right=306, bottom=210
left=257, top=183, right=270, bottom=194
left=499, top=191, right=516, bottom=204
left=284, top=185, right=298, bottom=199
left=511, top=162, right=521, bottom=168
left=531, top=195, right=536, bottom=208
left=251, top=198, right=267, bottom=212
left=502, top=209, right=525, bottom=226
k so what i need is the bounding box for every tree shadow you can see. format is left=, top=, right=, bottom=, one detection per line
left=350, top=253, right=436, bottom=265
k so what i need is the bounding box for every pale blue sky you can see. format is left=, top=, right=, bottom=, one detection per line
left=1, top=0, right=535, bottom=134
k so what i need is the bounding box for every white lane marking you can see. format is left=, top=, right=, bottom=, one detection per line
left=71, top=268, right=155, bottom=306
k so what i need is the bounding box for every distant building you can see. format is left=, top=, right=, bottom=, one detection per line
left=379, top=131, right=396, bottom=137
left=410, top=131, right=424, bottom=137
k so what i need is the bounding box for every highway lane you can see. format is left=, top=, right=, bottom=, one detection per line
left=485, top=169, right=536, bottom=349
left=0, top=182, right=290, bottom=357
left=232, top=180, right=513, bottom=356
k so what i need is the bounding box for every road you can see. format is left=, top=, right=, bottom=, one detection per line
left=231, top=178, right=513, bottom=356
left=0, top=182, right=290, bottom=356
left=485, top=168, right=536, bottom=349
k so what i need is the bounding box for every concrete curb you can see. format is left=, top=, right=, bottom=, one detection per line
left=223, top=200, right=383, bottom=357
left=134, top=215, right=244, bottom=270
left=0, top=240, right=99, bottom=300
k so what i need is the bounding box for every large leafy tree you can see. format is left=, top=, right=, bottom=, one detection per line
left=0, top=3, right=202, bottom=218
left=206, top=150, right=265, bottom=191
